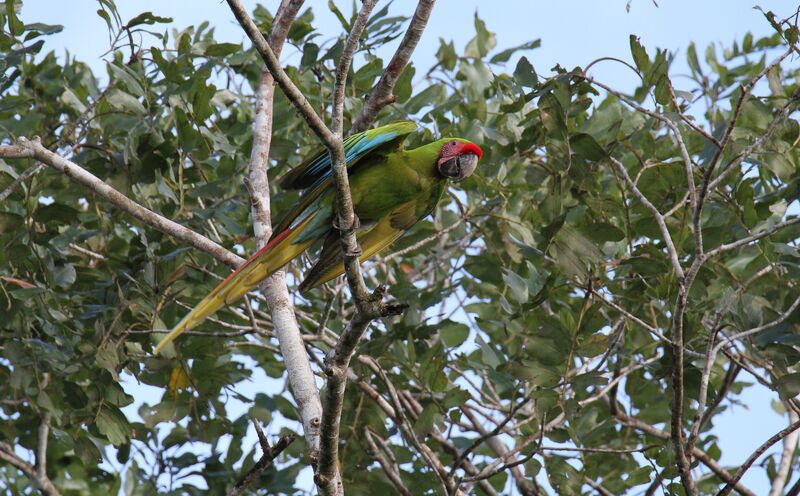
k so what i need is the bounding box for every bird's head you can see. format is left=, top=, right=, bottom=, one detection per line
left=436, top=139, right=482, bottom=181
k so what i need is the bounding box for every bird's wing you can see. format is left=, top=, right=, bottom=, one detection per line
left=277, top=120, right=417, bottom=190
left=272, top=121, right=417, bottom=237
left=298, top=201, right=421, bottom=292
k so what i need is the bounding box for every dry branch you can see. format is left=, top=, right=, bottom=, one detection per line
left=769, top=408, right=800, bottom=496
left=0, top=441, right=61, bottom=496
left=364, top=430, right=414, bottom=496
left=228, top=429, right=295, bottom=496
left=717, top=416, right=800, bottom=496
left=349, top=0, right=436, bottom=134
left=0, top=162, right=44, bottom=202
left=0, top=138, right=243, bottom=268
left=315, top=2, right=379, bottom=492
left=613, top=410, right=755, bottom=496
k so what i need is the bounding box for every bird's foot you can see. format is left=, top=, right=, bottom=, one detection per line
left=332, top=213, right=360, bottom=232
left=332, top=215, right=363, bottom=257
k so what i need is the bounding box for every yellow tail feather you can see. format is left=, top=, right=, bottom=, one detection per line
left=154, top=213, right=317, bottom=355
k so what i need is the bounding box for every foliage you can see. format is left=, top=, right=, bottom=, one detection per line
left=1, top=0, right=800, bottom=494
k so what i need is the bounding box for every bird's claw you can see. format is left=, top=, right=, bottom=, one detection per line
left=332, top=214, right=360, bottom=232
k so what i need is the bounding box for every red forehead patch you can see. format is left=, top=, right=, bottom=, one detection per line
left=442, top=140, right=483, bottom=159
left=461, top=142, right=483, bottom=159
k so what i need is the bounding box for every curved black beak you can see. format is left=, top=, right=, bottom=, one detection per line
left=439, top=153, right=479, bottom=181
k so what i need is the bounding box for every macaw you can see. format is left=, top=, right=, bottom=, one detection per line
left=154, top=120, right=482, bottom=354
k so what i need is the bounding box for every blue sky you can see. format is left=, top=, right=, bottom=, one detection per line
left=21, top=0, right=798, bottom=494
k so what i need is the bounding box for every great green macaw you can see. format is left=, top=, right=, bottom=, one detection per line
left=154, top=120, right=482, bottom=354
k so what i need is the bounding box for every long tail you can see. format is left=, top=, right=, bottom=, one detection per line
left=154, top=213, right=317, bottom=354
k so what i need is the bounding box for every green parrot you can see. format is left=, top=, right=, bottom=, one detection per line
left=154, top=120, right=482, bottom=353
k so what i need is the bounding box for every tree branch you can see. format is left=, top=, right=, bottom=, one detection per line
left=584, top=476, right=616, bottom=496
left=360, top=357, right=462, bottom=495
left=608, top=156, right=684, bottom=279
left=688, top=265, right=772, bottom=453
left=713, top=292, right=800, bottom=357
left=225, top=0, right=336, bottom=149
left=769, top=408, right=799, bottom=496
left=364, top=429, right=414, bottom=496
left=228, top=429, right=295, bottom=496
left=450, top=395, right=532, bottom=475
left=0, top=138, right=243, bottom=268
left=226, top=3, right=426, bottom=493
left=607, top=151, right=694, bottom=493
left=0, top=162, right=44, bottom=202
left=461, top=407, right=537, bottom=496
left=0, top=441, right=61, bottom=496
left=612, top=410, right=755, bottom=496
left=669, top=288, right=697, bottom=495
left=315, top=3, right=381, bottom=494
left=349, top=0, right=436, bottom=134
left=695, top=47, right=794, bottom=231
left=35, top=374, right=52, bottom=487
left=717, top=416, right=800, bottom=496
left=703, top=217, right=800, bottom=260
left=239, top=0, right=328, bottom=480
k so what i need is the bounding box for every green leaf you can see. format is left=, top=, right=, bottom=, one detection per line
left=205, top=42, right=242, bottom=57
left=439, top=321, right=470, bottom=347
left=96, top=406, right=131, bottom=446
left=583, top=222, right=625, bottom=243
left=6, top=1, right=24, bottom=36
left=404, top=84, right=446, bottom=114
left=503, top=268, right=529, bottom=304
left=777, top=372, right=800, bottom=400
left=24, top=22, right=63, bottom=36
left=465, top=13, right=496, bottom=59
left=0, top=212, right=22, bottom=233
left=546, top=456, right=582, bottom=496
left=96, top=9, right=113, bottom=32
left=52, top=264, right=76, bottom=289
left=109, top=63, right=145, bottom=97
left=538, top=92, right=568, bottom=139
left=327, top=0, right=349, bottom=30
left=393, top=64, right=415, bottom=103
left=413, top=402, right=439, bottom=437
left=491, top=39, right=541, bottom=64
left=629, top=34, right=650, bottom=72
left=106, top=89, right=146, bottom=115
left=125, top=12, right=173, bottom=28
left=436, top=38, right=457, bottom=71
left=569, top=132, right=607, bottom=161
left=513, top=56, right=538, bottom=88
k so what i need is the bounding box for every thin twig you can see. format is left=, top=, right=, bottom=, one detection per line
left=703, top=217, right=800, bottom=259
left=364, top=430, right=413, bottom=496
left=0, top=441, right=61, bottom=496
left=769, top=408, right=799, bottom=496
left=349, top=0, right=436, bottom=134
left=607, top=157, right=684, bottom=279
left=0, top=162, right=44, bottom=202
left=225, top=0, right=336, bottom=149
left=716, top=417, right=800, bottom=496
left=227, top=432, right=296, bottom=496
left=613, top=410, right=755, bottom=496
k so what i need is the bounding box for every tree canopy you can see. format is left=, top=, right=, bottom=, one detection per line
left=2, top=1, right=800, bottom=495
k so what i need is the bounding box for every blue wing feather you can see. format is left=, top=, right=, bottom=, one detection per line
left=278, top=121, right=417, bottom=190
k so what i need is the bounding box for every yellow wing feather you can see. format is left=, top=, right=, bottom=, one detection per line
left=302, top=214, right=406, bottom=291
